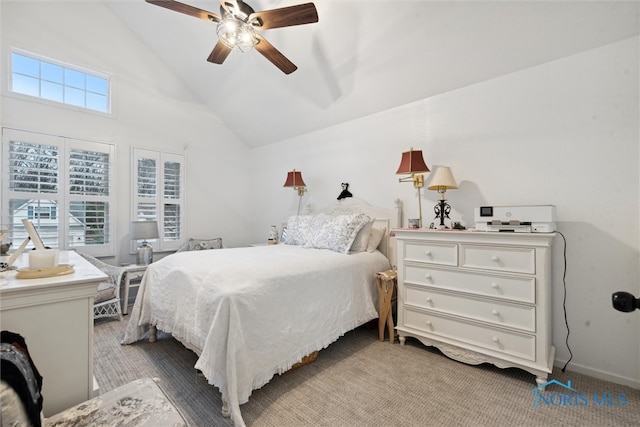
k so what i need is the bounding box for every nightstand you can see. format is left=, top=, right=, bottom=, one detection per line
left=121, top=264, right=147, bottom=315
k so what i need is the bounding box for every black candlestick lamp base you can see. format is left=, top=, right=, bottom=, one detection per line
left=434, top=199, right=452, bottom=228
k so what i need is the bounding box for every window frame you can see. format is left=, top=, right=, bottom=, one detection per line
left=131, top=147, right=185, bottom=253
left=1, top=128, right=116, bottom=257
left=8, top=47, right=113, bottom=116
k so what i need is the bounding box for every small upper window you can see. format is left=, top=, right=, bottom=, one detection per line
left=10, top=50, right=110, bottom=114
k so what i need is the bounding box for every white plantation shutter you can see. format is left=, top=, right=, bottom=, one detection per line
left=132, top=148, right=184, bottom=251
left=2, top=128, right=115, bottom=256
left=8, top=140, right=59, bottom=193
left=163, top=159, right=181, bottom=241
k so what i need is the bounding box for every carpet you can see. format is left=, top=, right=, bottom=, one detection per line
left=94, top=319, right=640, bottom=426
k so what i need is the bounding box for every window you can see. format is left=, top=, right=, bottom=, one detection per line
left=10, top=49, right=110, bottom=114
left=2, top=128, right=116, bottom=256
left=132, top=148, right=185, bottom=252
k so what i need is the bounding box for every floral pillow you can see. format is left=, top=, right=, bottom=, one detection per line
left=284, top=215, right=314, bottom=246
left=187, top=237, right=223, bottom=251
left=305, top=213, right=371, bottom=254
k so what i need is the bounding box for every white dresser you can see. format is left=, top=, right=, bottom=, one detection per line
left=394, top=229, right=556, bottom=386
left=0, top=251, right=106, bottom=416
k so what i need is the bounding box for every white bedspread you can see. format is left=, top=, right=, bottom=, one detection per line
left=122, top=244, right=390, bottom=425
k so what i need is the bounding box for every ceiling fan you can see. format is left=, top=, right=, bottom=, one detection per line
left=146, top=0, right=319, bottom=74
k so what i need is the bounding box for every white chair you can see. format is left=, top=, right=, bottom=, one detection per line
left=77, top=252, right=123, bottom=321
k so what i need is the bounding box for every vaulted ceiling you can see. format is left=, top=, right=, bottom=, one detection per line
left=105, top=1, right=640, bottom=148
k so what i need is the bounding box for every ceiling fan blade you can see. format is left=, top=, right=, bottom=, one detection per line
left=254, top=34, right=297, bottom=74
left=207, top=40, right=233, bottom=64
left=146, top=0, right=221, bottom=23
left=249, top=3, right=318, bottom=30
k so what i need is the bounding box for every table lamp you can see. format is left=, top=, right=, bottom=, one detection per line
left=130, top=220, right=159, bottom=265
left=427, top=166, right=458, bottom=228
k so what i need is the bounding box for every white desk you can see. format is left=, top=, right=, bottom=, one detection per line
left=121, top=264, right=147, bottom=315
left=0, top=251, right=106, bottom=416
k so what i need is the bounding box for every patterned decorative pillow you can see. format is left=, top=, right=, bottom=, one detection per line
left=305, top=213, right=371, bottom=254
left=284, top=216, right=314, bottom=246
left=187, top=237, right=223, bottom=251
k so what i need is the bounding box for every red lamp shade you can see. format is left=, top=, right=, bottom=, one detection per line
left=396, top=148, right=430, bottom=175
left=283, top=169, right=306, bottom=188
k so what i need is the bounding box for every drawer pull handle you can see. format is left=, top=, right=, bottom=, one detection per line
left=492, top=309, right=500, bottom=316
left=425, top=297, right=432, bottom=304
left=492, top=336, right=500, bottom=343
left=425, top=251, right=432, bottom=257
left=491, top=256, right=500, bottom=262
left=425, top=321, right=432, bottom=327
left=424, top=274, right=432, bottom=280
left=491, top=283, right=499, bottom=289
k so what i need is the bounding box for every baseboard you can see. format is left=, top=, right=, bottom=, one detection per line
left=554, top=358, right=640, bottom=390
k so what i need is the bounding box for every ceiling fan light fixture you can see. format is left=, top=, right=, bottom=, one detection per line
left=217, top=16, right=258, bottom=52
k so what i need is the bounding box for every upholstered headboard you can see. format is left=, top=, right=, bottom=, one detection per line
left=315, top=198, right=402, bottom=267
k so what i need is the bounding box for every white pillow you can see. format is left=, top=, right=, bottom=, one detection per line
left=366, top=225, right=386, bottom=252
left=306, top=213, right=371, bottom=254
left=349, top=220, right=373, bottom=252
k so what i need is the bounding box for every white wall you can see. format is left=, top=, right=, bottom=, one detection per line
left=250, top=37, right=640, bottom=388
left=1, top=1, right=253, bottom=264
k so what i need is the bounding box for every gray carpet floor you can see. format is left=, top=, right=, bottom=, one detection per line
left=94, top=318, right=640, bottom=426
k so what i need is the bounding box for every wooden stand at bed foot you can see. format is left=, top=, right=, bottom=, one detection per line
left=149, top=325, right=157, bottom=342
left=221, top=400, right=230, bottom=418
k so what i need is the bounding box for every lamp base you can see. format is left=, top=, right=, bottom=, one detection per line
left=434, top=199, right=452, bottom=228
left=136, top=244, right=153, bottom=265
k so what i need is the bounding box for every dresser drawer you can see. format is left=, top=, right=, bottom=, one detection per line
left=461, top=245, right=535, bottom=274
left=403, top=308, right=536, bottom=361
left=405, top=285, right=535, bottom=332
left=404, top=265, right=536, bottom=304
left=403, top=241, right=458, bottom=266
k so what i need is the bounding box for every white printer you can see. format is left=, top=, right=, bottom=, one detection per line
left=474, top=205, right=556, bottom=233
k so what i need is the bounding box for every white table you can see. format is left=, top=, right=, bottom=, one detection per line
left=121, top=264, right=148, bottom=315
left=0, top=251, right=107, bottom=416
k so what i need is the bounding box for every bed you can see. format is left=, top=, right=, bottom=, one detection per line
left=122, top=198, right=401, bottom=426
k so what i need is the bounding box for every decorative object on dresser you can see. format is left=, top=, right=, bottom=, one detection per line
left=396, top=147, right=430, bottom=228
left=427, top=166, right=458, bottom=229
left=1, top=225, right=10, bottom=255
left=394, top=229, right=556, bottom=386
left=283, top=169, right=307, bottom=215
left=130, top=221, right=159, bottom=265
left=1, top=220, right=47, bottom=271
